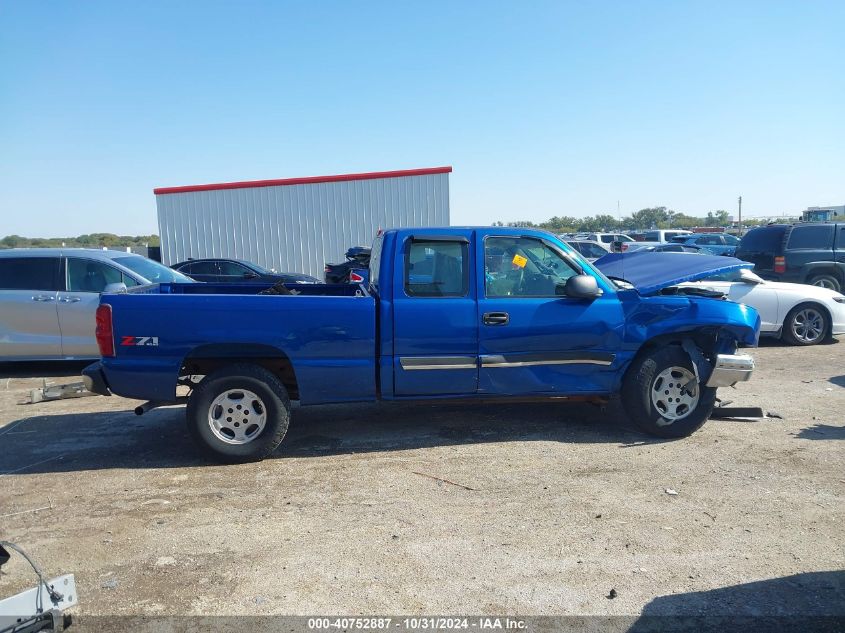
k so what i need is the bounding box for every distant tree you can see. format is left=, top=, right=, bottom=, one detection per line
left=1, top=235, right=24, bottom=247
left=0, top=233, right=161, bottom=249
left=666, top=213, right=698, bottom=228
left=628, top=207, right=670, bottom=229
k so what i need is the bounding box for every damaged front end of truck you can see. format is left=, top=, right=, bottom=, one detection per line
left=594, top=251, right=760, bottom=390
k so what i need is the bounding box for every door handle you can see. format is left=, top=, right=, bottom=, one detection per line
left=483, top=311, right=509, bottom=326
left=59, top=296, right=81, bottom=303
left=31, top=295, right=54, bottom=302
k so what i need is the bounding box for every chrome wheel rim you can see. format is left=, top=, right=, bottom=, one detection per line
left=791, top=308, right=824, bottom=343
left=651, top=366, right=699, bottom=424
left=811, top=278, right=836, bottom=290
left=207, top=389, right=267, bottom=445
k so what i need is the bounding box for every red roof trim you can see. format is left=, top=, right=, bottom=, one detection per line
left=154, top=166, right=453, bottom=195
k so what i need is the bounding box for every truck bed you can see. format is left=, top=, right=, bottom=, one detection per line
left=100, top=282, right=376, bottom=404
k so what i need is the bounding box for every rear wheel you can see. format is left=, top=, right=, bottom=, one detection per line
left=621, top=346, right=716, bottom=438
left=808, top=274, right=841, bottom=292
left=187, top=363, right=290, bottom=463
left=781, top=303, right=830, bottom=346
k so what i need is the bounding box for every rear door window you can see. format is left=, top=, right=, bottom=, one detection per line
left=187, top=261, right=219, bottom=275
left=218, top=261, right=251, bottom=276
left=787, top=225, right=834, bottom=250
left=837, top=226, right=845, bottom=249
left=66, top=258, right=125, bottom=292
left=0, top=257, right=61, bottom=291
left=405, top=240, right=468, bottom=297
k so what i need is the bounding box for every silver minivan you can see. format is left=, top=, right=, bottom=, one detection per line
left=0, top=249, right=193, bottom=360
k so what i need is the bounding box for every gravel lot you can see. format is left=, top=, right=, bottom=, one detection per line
left=0, top=340, right=843, bottom=621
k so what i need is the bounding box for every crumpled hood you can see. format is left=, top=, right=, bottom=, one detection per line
left=594, top=251, right=752, bottom=296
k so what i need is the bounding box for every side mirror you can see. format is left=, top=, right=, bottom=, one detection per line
left=103, top=282, right=127, bottom=294
left=558, top=274, right=602, bottom=299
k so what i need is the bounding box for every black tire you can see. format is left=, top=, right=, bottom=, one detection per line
left=781, top=303, right=830, bottom=346
left=186, top=363, right=291, bottom=463
left=808, top=274, right=841, bottom=293
left=621, top=346, right=717, bottom=438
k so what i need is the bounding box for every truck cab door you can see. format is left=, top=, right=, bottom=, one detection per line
left=477, top=235, right=623, bottom=395
left=392, top=233, right=478, bottom=396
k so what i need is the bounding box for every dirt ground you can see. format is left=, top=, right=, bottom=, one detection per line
left=0, top=340, right=843, bottom=621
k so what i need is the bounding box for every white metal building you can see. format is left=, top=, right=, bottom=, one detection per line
left=154, top=166, right=451, bottom=277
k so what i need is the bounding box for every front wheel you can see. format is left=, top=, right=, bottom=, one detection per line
left=621, top=346, right=716, bottom=438
left=781, top=303, right=829, bottom=346
left=186, top=363, right=291, bottom=463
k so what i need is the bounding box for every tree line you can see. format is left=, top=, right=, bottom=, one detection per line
left=494, top=207, right=779, bottom=233
left=0, top=233, right=160, bottom=249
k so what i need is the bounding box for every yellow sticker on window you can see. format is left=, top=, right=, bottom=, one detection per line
left=512, top=254, right=528, bottom=268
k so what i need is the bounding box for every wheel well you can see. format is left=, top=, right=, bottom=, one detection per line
left=181, top=343, right=299, bottom=400
left=784, top=301, right=833, bottom=332
left=636, top=330, right=720, bottom=359
left=806, top=268, right=843, bottom=283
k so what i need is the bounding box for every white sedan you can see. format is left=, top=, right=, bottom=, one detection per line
left=682, top=268, right=845, bottom=346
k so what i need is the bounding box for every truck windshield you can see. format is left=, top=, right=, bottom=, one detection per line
left=114, top=257, right=195, bottom=284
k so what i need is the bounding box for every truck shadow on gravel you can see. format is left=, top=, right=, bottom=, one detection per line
left=794, top=423, right=845, bottom=440
left=631, top=570, right=845, bottom=632
left=0, top=400, right=662, bottom=474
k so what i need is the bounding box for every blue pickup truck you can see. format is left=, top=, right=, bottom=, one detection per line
left=83, top=228, right=760, bottom=462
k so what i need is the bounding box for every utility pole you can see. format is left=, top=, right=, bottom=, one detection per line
left=738, top=196, right=743, bottom=236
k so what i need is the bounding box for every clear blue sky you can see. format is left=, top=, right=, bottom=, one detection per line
left=1, top=1, right=843, bottom=236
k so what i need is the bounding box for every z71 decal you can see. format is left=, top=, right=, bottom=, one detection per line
left=121, top=336, right=159, bottom=347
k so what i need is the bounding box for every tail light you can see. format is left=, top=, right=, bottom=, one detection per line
left=774, top=256, right=786, bottom=274
left=621, top=243, right=629, bottom=252
left=96, top=304, right=115, bottom=357
left=349, top=271, right=364, bottom=283
left=324, top=265, right=331, bottom=273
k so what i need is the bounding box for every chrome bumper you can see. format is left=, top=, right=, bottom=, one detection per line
left=706, top=353, right=755, bottom=388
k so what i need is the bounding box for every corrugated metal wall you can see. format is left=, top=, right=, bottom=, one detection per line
left=155, top=171, right=450, bottom=277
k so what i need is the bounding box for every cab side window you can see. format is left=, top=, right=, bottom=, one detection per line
left=67, top=258, right=124, bottom=293
left=485, top=236, right=580, bottom=297
left=405, top=240, right=468, bottom=297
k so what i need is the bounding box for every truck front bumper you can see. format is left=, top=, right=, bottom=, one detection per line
left=82, top=361, right=111, bottom=396
left=705, top=353, right=755, bottom=388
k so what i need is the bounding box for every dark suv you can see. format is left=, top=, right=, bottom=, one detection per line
left=736, top=223, right=845, bottom=291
